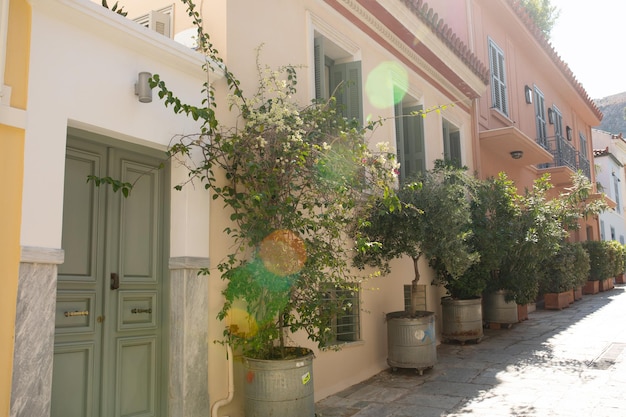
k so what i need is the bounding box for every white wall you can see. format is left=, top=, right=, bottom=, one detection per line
left=23, top=0, right=218, bottom=256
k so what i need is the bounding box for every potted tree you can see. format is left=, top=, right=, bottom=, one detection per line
left=582, top=240, right=612, bottom=294
left=354, top=161, right=479, bottom=370
left=539, top=242, right=589, bottom=309
left=617, top=244, right=626, bottom=284
left=139, top=1, right=399, bottom=415
left=604, top=240, right=623, bottom=290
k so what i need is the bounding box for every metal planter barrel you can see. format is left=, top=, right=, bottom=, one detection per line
left=244, top=348, right=315, bottom=417
left=386, top=311, right=437, bottom=375
left=483, top=290, right=519, bottom=326
left=441, top=297, right=483, bottom=343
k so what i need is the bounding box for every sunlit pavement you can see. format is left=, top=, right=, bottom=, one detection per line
left=315, top=285, right=626, bottom=417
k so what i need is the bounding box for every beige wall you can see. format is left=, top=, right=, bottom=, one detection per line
left=98, top=1, right=481, bottom=415
left=204, top=1, right=475, bottom=415
left=0, top=0, right=30, bottom=414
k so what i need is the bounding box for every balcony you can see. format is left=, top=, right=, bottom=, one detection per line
left=479, top=126, right=553, bottom=166
left=537, top=135, right=591, bottom=184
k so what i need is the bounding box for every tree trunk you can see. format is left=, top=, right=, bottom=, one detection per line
left=410, top=256, right=421, bottom=315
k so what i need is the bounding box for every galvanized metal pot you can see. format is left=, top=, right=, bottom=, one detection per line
left=441, top=297, right=483, bottom=343
left=386, top=311, right=437, bottom=375
left=243, top=348, right=315, bottom=417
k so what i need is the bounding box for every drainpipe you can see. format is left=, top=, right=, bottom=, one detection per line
left=0, top=0, right=9, bottom=100
left=211, top=344, right=234, bottom=417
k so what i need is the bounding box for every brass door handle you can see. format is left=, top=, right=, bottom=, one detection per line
left=64, top=310, right=89, bottom=317
left=110, top=273, right=120, bottom=290
left=131, top=308, right=152, bottom=314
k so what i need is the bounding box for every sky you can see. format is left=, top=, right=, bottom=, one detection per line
left=548, top=0, right=626, bottom=99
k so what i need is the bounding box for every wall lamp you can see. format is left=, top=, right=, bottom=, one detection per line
left=547, top=108, right=554, bottom=124
left=524, top=85, right=533, bottom=104
left=135, top=71, right=153, bottom=103
left=510, top=150, right=524, bottom=159
left=566, top=126, right=572, bottom=141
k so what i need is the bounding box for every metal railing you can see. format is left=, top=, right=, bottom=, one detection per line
left=536, top=135, right=591, bottom=179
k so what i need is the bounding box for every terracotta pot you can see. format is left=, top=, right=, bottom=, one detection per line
left=573, top=287, right=583, bottom=301
left=599, top=278, right=614, bottom=292
left=583, top=280, right=599, bottom=295
left=567, top=290, right=574, bottom=304
left=615, top=273, right=626, bottom=284
left=544, top=292, right=571, bottom=310
left=517, top=304, right=529, bottom=322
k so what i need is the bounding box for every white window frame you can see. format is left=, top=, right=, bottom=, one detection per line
left=488, top=38, right=508, bottom=116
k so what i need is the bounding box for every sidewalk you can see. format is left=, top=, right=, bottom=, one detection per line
left=315, top=285, right=626, bottom=417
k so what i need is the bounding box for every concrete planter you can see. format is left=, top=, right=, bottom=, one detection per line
left=244, top=348, right=315, bottom=417
left=386, top=311, right=437, bottom=375
left=441, top=297, right=483, bottom=343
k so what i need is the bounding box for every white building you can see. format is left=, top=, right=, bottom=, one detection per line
left=593, top=130, right=626, bottom=243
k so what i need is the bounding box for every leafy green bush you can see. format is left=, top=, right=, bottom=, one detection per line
left=540, top=242, right=589, bottom=293
left=583, top=241, right=613, bottom=281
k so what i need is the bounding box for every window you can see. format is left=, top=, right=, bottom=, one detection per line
left=552, top=106, right=563, bottom=139
left=611, top=226, right=616, bottom=241
left=614, top=175, right=621, bottom=213
left=534, top=87, right=547, bottom=148
left=600, top=220, right=605, bottom=240
left=324, top=285, right=360, bottom=344
left=579, top=132, right=588, bottom=159
left=620, top=236, right=624, bottom=245
left=488, top=39, right=508, bottom=115
left=314, top=37, right=363, bottom=125
left=395, top=96, right=426, bottom=183
left=442, top=119, right=462, bottom=167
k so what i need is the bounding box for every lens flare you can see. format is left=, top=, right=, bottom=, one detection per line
left=365, top=61, right=408, bottom=109
left=258, top=229, right=306, bottom=276
left=225, top=307, right=258, bottom=339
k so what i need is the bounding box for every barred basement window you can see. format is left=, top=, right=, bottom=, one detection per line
left=324, top=285, right=360, bottom=344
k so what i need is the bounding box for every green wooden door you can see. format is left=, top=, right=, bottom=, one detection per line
left=52, top=136, right=168, bottom=417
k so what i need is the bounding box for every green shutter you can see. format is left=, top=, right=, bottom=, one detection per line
left=329, top=61, right=363, bottom=125
left=403, top=105, right=425, bottom=180
left=314, top=37, right=326, bottom=100
left=450, top=131, right=462, bottom=167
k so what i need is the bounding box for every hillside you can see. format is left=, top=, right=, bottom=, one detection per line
left=595, top=92, right=626, bottom=134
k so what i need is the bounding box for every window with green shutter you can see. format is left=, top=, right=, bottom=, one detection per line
left=395, top=102, right=426, bottom=183
left=314, top=37, right=363, bottom=125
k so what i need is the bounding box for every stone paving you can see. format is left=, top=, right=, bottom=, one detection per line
left=315, top=285, right=626, bottom=417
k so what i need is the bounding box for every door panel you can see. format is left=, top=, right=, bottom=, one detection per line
left=53, top=137, right=167, bottom=417
left=51, top=343, right=95, bottom=417
left=116, top=336, right=157, bottom=417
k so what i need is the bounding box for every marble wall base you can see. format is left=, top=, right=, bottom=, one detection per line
left=10, top=247, right=63, bottom=417
left=169, top=257, right=210, bottom=417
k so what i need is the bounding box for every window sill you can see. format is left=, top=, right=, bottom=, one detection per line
left=490, top=107, right=514, bottom=127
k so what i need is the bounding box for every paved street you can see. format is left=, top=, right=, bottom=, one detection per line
left=316, top=285, right=626, bottom=417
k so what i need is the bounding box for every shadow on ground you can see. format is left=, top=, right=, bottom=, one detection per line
left=315, top=286, right=625, bottom=417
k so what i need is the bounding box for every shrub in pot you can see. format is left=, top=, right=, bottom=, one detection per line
left=582, top=240, right=612, bottom=294
left=119, top=1, right=398, bottom=415
left=539, top=242, right=589, bottom=309
left=355, top=161, right=478, bottom=362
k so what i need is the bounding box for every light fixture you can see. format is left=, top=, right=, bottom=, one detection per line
left=135, top=71, right=153, bottom=103
left=547, top=108, right=554, bottom=124
left=566, top=126, right=572, bottom=141
left=510, top=150, right=523, bottom=159
left=524, top=85, right=533, bottom=104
